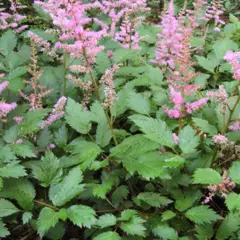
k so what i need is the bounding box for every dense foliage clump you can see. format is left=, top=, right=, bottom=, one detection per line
left=0, top=0, right=240, bottom=239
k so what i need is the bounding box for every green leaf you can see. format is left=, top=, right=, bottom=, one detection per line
left=67, top=138, right=102, bottom=169
left=161, top=211, right=176, bottom=222
left=37, top=207, right=62, bottom=237
left=37, top=128, right=53, bottom=149
left=67, top=205, right=96, bottom=228
left=49, top=167, right=84, bottom=206
left=153, top=226, right=178, bottom=240
left=129, top=115, right=174, bottom=148
left=185, top=206, right=222, bottom=224
left=19, top=109, right=49, bottom=136
left=120, top=211, right=146, bottom=237
left=195, top=224, right=214, bottom=240
left=192, top=118, right=218, bottom=136
left=229, top=161, right=240, bottom=184
left=225, top=193, right=240, bottom=211
left=0, top=220, right=10, bottom=238
left=195, top=56, right=216, bottom=73
left=212, top=38, right=238, bottom=61
left=193, top=168, right=222, bottom=185
left=0, top=199, right=19, bottom=217
left=216, top=213, right=240, bottom=240
left=137, top=192, right=172, bottom=207
left=128, top=93, right=151, bottom=115
left=96, top=214, right=117, bottom=228
left=95, top=52, right=110, bottom=74
left=54, top=124, right=68, bottom=148
left=0, top=161, right=26, bottom=178
left=179, top=126, right=200, bottom=154
left=0, top=178, right=35, bottom=210
left=11, top=142, right=36, bottom=158
left=0, top=30, right=17, bottom=56
left=32, top=151, right=62, bottom=187
left=145, top=65, right=163, bottom=85
left=22, top=212, right=33, bottom=224
left=3, top=125, right=20, bottom=144
left=112, top=185, right=129, bottom=206
left=0, top=145, right=16, bottom=161
left=8, top=66, right=28, bottom=80
left=113, top=49, right=137, bottom=63
left=93, top=231, right=121, bottom=240
left=96, top=121, right=112, bottom=148
left=65, top=98, right=93, bottom=134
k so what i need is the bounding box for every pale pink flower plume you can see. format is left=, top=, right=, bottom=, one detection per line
left=224, top=51, right=240, bottom=81
left=212, top=134, right=228, bottom=145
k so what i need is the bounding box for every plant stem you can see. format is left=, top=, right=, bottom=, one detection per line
left=83, top=50, right=118, bottom=146
left=63, top=52, right=67, bottom=96
left=34, top=200, right=59, bottom=211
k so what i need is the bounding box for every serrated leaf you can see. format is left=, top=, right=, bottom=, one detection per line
left=0, top=161, right=26, bottom=178
left=19, top=109, right=49, bottom=136
left=37, top=128, right=53, bottom=149
left=67, top=205, right=96, bottom=228
left=229, top=161, right=240, bottom=184
left=120, top=212, right=146, bottom=237
left=112, top=185, right=129, bottom=206
left=225, top=193, right=240, bottom=211
left=0, top=178, right=35, bottom=210
left=37, top=207, right=62, bottom=237
left=8, top=66, right=28, bottom=80
left=67, top=138, right=102, bottom=169
left=49, top=167, right=84, bottom=206
left=137, top=192, right=172, bottom=207
left=195, top=56, right=216, bottom=73
left=54, top=124, right=68, bottom=148
left=95, top=52, right=111, bottom=74
left=193, top=168, right=222, bottom=185
left=93, top=231, right=121, bottom=240
left=185, top=206, right=222, bottom=224
left=3, top=125, right=20, bottom=143
left=113, top=49, right=137, bottom=63
left=192, top=118, right=217, bottom=136
left=128, top=93, right=150, bottom=115
left=22, top=212, right=33, bottom=224
left=31, top=151, right=62, bottom=187
left=96, top=121, right=112, bottom=147
left=195, top=224, right=214, bottom=240
left=216, top=213, right=240, bottom=239
left=129, top=115, right=174, bottom=148
left=65, top=98, right=93, bottom=134
left=0, top=30, right=17, bottom=56
left=0, top=220, right=10, bottom=238
left=0, top=145, right=16, bottom=161
left=179, top=126, right=200, bottom=154
left=11, top=142, right=36, bottom=158
left=161, top=210, right=176, bottom=222
left=153, top=226, right=178, bottom=240
left=0, top=199, right=19, bottom=217
left=96, top=214, right=117, bottom=228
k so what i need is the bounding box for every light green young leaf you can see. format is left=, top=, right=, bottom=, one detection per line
left=0, top=161, right=26, bottom=178
left=185, top=206, right=222, bottom=224
left=0, top=220, right=10, bottom=238
left=193, top=168, right=222, bottom=185
left=128, top=93, right=151, bottom=115
left=179, top=126, right=200, bottom=154
left=216, top=213, right=240, bottom=240
left=120, top=213, right=146, bottom=237
left=137, top=192, right=172, bottom=207
left=49, top=167, right=84, bottom=206
left=93, top=231, right=121, bottom=240
left=67, top=205, right=96, bottom=228
left=229, top=161, right=240, bottom=184
left=65, top=98, right=94, bottom=134
left=22, top=212, right=33, bottom=224
left=96, top=214, right=117, bottom=228
left=192, top=118, right=218, bottom=136
left=0, top=179, right=35, bottom=210
left=32, top=151, right=62, bottom=187
left=225, top=193, right=240, bottom=211
left=0, top=199, right=19, bottom=217
left=129, top=115, right=174, bottom=148
left=37, top=207, right=64, bottom=237
left=153, top=226, right=178, bottom=240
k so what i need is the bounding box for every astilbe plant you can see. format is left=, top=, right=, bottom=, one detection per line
left=1, top=0, right=240, bottom=239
